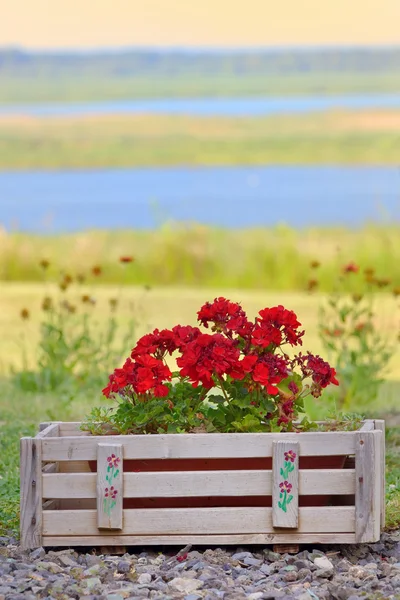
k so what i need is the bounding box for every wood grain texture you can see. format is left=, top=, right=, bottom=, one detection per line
left=97, top=444, right=123, bottom=530
left=38, top=423, right=60, bottom=437
left=42, top=506, right=355, bottom=536
left=42, top=468, right=356, bottom=499
left=20, top=437, right=43, bottom=549
left=42, top=431, right=357, bottom=461
left=42, top=532, right=358, bottom=546
left=374, top=420, right=386, bottom=529
left=359, top=420, right=375, bottom=431
left=355, top=429, right=382, bottom=543
left=272, top=441, right=299, bottom=528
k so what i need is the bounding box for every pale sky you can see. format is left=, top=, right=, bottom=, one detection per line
left=1, top=0, right=400, bottom=49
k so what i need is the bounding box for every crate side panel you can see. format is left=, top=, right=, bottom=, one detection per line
left=42, top=506, right=355, bottom=536
left=42, top=468, right=356, bottom=499
left=42, top=432, right=357, bottom=461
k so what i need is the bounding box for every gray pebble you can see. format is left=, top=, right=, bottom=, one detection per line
left=116, top=560, right=131, bottom=574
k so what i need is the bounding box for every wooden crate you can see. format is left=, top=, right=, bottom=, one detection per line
left=20, top=420, right=385, bottom=549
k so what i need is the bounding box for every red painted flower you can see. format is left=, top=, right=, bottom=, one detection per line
left=107, top=454, right=120, bottom=468
left=105, top=486, right=118, bottom=499
left=284, top=450, right=296, bottom=463
left=279, top=481, right=292, bottom=493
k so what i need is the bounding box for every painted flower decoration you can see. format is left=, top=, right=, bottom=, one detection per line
left=284, top=450, right=296, bottom=463
left=107, top=454, right=120, bottom=468
left=104, top=486, right=118, bottom=499
left=279, top=480, right=292, bottom=494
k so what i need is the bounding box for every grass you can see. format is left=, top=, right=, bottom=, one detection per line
left=2, top=225, right=400, bottom=291
left=1, top=284, right=400, bottom=381
left=1, top=72, right=400, bottom=104
left=1, top=110, right=400, bottom=169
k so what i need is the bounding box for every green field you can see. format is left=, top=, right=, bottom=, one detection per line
left=2, top=72, right=400, bottom=104
left=1, top=110, right=399, bottom=169
left=2, top=225, right=400, bottom=290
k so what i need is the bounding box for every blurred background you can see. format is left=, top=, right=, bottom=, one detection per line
left=1, top=0, right=400, bottom=370
left=1, top=0, right=400, bottom=535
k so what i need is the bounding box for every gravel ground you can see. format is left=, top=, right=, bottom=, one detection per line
left=1, top=532, right=400, bottom=600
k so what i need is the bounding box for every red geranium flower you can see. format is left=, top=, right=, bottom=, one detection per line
left=306, top=354, right=339, bottom=388
left=197, top=297, right=253, bottom=338
left=177, top=333, right=241, bottom=388
left=252, top=305, right=304, bottom=348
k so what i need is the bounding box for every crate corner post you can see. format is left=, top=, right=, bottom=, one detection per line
left=20, top=435, right=43, bottom=550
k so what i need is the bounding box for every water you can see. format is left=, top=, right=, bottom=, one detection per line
left=1, top=166, right=399, bottom=232
left=1, top=93, right=400, bottom=117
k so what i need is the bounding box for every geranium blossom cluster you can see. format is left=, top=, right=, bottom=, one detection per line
left=103, top=297, right=338, bottom=428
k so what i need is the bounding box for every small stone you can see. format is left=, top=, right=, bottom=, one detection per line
left=84, top=564, right=102, bottom=576
left=337, top=559, right=351, bottom=572
left=138, top=573, right=152, bottom=584
left=246, top=593, right=264, bottom=600
left=348, top=566, right=367, bottom=579
left=35, top=561, right=64, bottom=574
left=314, top=569, right=333, bottom=579
left=29, top=547, right=46, bottom=561
left=83, top=577, right=102, bottom=590
left=263, top=550, right=281, bottom=562
left=232, top=552, right=254, bottom=561
left=170, top=577, right=203, bottom=593
left=85, top=554, right=101, bottom=567
left=243, top=557, right=263, bottom=567
left=283, top=570, right=297, bottom=582
left=106, top=595, right=124, bottom=600
left=58, top=555, right=77, bottom=567
left=297, top=593, right=312, bottom=600
left=184, top=595, right=203, bottom=600
left=137, top=557, right=148, bottom=565
left=260, top=564, right=272, bottom=575
left=117, top=560, right=131, bottom=574
left=313, top=556, right=334, bottom=571
left=297, top=568, right=312, bottom=580
left=381, top=562, right=392, bottom=577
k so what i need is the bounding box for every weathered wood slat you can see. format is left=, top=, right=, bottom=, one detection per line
left=355, top=429, right=382, bottom=543
left=359, top=420, right=375, bottom=432
left=37, top=423, right=60, bottom=438
left=96, top=443, right=123, bottom=530
left=42, top=468, right=356, bottom=499
left=42, top=532, right=358, bottom=546
left=42, top=506, right=355, bottom=536
left=374, top=420, right=386, bottom=529
left=42, top=432, right=357, bottom=461
left=20, top=437, right=43, bottom=550
left=272, top=441, right=299, bottom=528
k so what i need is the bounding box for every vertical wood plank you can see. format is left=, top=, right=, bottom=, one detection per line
left=97, top=444, right=123, bottom=530
left=374, top=420, right=386, bottom=529
left=272, top=441, right=299, bottom=528
left=20, top=437, right=43, bottom=549
left=355, top=429, right=382, bottom=543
